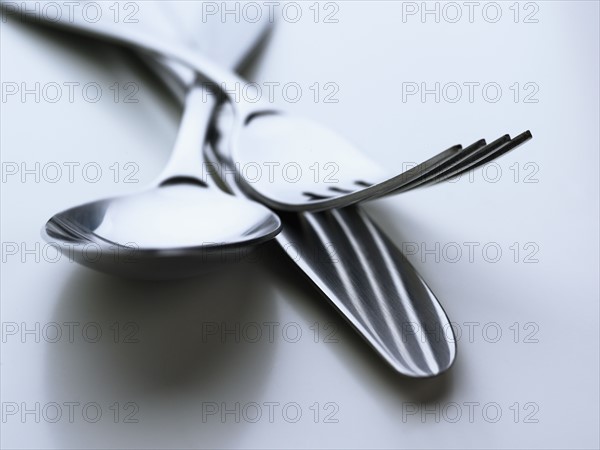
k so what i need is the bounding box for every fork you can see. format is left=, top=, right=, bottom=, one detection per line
left=2, top=1, right=533, bottom=213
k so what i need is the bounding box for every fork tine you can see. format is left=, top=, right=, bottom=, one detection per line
left=348, top=143, right=465, bottom=203
left=421, top=130, right=533, bottom=187
left=457, top=130, right=533, bottom=174
left=392, top=144, right=464, bottom=185
left=376, top=137, right=493, bottom=198
left=375, top=140, right=485, bottom=197
left=390, top=135, right=510, bottom=194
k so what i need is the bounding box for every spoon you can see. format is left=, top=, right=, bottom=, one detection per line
left=43, top=82, right=281, bottom=279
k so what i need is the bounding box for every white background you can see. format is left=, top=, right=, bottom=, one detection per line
left=1, top=1, right=599, bottom=448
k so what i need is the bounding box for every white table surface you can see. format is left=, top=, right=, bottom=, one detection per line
left=1, top=1, right=599, bottom=449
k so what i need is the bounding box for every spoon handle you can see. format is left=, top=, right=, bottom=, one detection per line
left=156, top=82, right=217, bottom=187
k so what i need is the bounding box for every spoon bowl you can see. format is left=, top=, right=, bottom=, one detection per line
left=43, top=183, right=281, bottom=279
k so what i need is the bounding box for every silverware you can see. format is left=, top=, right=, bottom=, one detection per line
left=210, top=101, right=532, bottom=209
left=9, top=1, right=477, bottom=375
left=41, top=12, right=281, bottom=280
left=145, top=46, right=457, bottom=377
left=1, top=1, right=532, bottom=213
left=43, top=84, right=281, bottom=280
left=209, top=104, right=531, bottom=211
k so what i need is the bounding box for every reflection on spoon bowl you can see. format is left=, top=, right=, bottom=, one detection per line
left=43, top=184, right=281, bottom=280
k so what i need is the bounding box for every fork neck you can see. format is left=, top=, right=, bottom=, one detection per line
left=156, top=82, right=216, bottom=187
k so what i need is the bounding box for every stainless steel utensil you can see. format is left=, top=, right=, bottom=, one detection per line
left=209, top=103, right=531, bottom=207
left=1, top=1, right=532, bottom=212
left=43, top=83, right=281, bottom=279
left=145, top=46, right=457, bottom=377
left=39, top=6, right=281, bottom=279
left=6, top=0, right=457, bottom=374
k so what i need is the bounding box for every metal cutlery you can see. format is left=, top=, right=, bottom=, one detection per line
left=209, top=107, right=531, bottom=211
left=40, top=7, right=281, bottom=280
left=1, top=1, right=532, bottom=213
left=4, top=1, right=535, bottom=376
left=147, top=53, right=457, bottom=377
left=43, top=83, right=281, bottom=280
